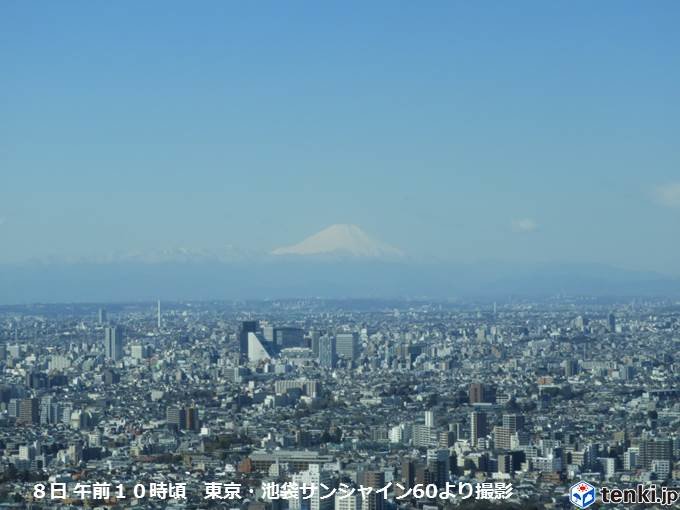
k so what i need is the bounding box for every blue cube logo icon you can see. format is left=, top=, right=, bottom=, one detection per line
left=570, top=481, right=596, bottom=509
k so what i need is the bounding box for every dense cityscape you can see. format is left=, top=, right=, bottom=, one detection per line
left=0, top=297, right=678, bottom=509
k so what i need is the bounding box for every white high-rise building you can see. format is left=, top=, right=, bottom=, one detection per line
left=290, top=464, right=333, bottom=510
left=623, top=447, right=639, bottom=470
left=425, top=410, right=435, bottom=428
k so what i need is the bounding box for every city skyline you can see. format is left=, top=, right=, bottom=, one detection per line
left=1, top=297, right=678, bottom=506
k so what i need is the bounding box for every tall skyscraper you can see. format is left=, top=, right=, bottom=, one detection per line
left=166, top=406, right=185, bottom=430
left=470, top=411, right=487, bottom=447
left=239, top=321, right=258, bottom=364
left=469, top=383, right=495, bottom=404
left=290, top=464, right=333, bottom=510
left=639, top=438, right=672, bottom=469
left=104, top=326, right=124, bottom=361
left=18, top=398, right=40, bottom=425
left=426, top=449, right=449, bottom=488
left=502, top=414, right=525, bottom=432
left=564, top=359, right=579, bottom=377
left=399, top=460, right=415, bottom=497
left=319, top=335, right=336, bottom=368
left=310, top=330, right=320, bottom=356
left=336, top=332, right=359, bottom=361
left=157, top=300, right=162, bottom=329
left=469, top=383, right=484, bottom=404
left=608, top=312, right=616, bottom=332
left=425, top=410, right=435, bottom=428
left=98, top=308, right=107, bottom=325
left=166, top=405, right=200, bottom=432
left=185, top=406, right=199, bottom=432
left=494, top=414, right=525, bottom=450
left=359, top=470, right=385, bottom=510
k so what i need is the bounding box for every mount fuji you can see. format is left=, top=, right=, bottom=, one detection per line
left=271, top=224, right=404, bottom=259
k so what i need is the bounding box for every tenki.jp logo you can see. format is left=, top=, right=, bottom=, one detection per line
left=570, top=481, right=596, bottom=509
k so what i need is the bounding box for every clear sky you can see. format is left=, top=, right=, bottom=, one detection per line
left=2, top=1, right=680, bottom=273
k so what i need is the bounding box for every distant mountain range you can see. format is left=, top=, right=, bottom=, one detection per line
left=0, top=224, right=678, bottom=303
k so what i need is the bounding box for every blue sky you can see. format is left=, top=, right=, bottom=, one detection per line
left=2, top=1, right=680, bottom=273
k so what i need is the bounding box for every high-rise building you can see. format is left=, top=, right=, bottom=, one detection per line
left=157, top=300, right=162, bottom=329
left=574, top=315, right=586, bottom=331
left=40, top=396, right=61, bottom=425
left=310, top=330, right=321, bottom=356
left=166, top=406, right=185, bottom=430
left=413, top=423, right=436, bottom=448
left=468, top=383, right=496, bottom=404
left=650, top=459, right=671, bottom=479
left=131, top=344, right=146, bottom=360
left=98, top=308, right=107, bottom=325
left=469, top=383, right=495, bottom=404
left=8, top=399, right=19, bottom=418
left=26, top=371, right=47, bottom=389
left=621, top=365, right=635, bottom=381
left=639, top=438, right=672, bottom=469
left=18, top=398, right=40, bottom=425
left=319, top=335, right=336, bottom=368
left=623, top=447, right=639, bottom=470
left=263, top=325, right=275, bottom=342
left=425, top=410, right=435, bottom=428
left=239, top=321, right=258, bottom=364
left=336, top=332, right=359, bottom=361
left=359, top=470, right=385, bottom=510
left=290, top=464, right=333, bottom=510
left=497, top=453, right=512, bottom=474
left=415, top=463, right=436, bottom=486
left=185, top=406, right=199, bottom=432
left=470, top=411, right=487, bottom=447
left=399, top=460, right=415, bottom=497
left=40, top=396, right=53, bottom=425
left=493, top=426, right=512, bottom=450
left=273, top=327, right=305, bottom=348
left=166, top=405, right=200, bottom=432
left=426, top=449, right=449, bottom=488
left=608, top=312, right=616, bottom=332
left=502, top=414, right=525, bottom=433
left=438, top=431, right=455, bottom=448
left=469, top=383, right=484, bottom=403
left=104, top=326, right=124, bottom=361
left=103, top=368, right=120, bottom=385
left=248, top=332, right=275, bottom=363
left=564, top=359, right=579, bottom=377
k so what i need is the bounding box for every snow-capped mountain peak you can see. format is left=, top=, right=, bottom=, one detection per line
left=271, top=224, right=403, bottom=258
